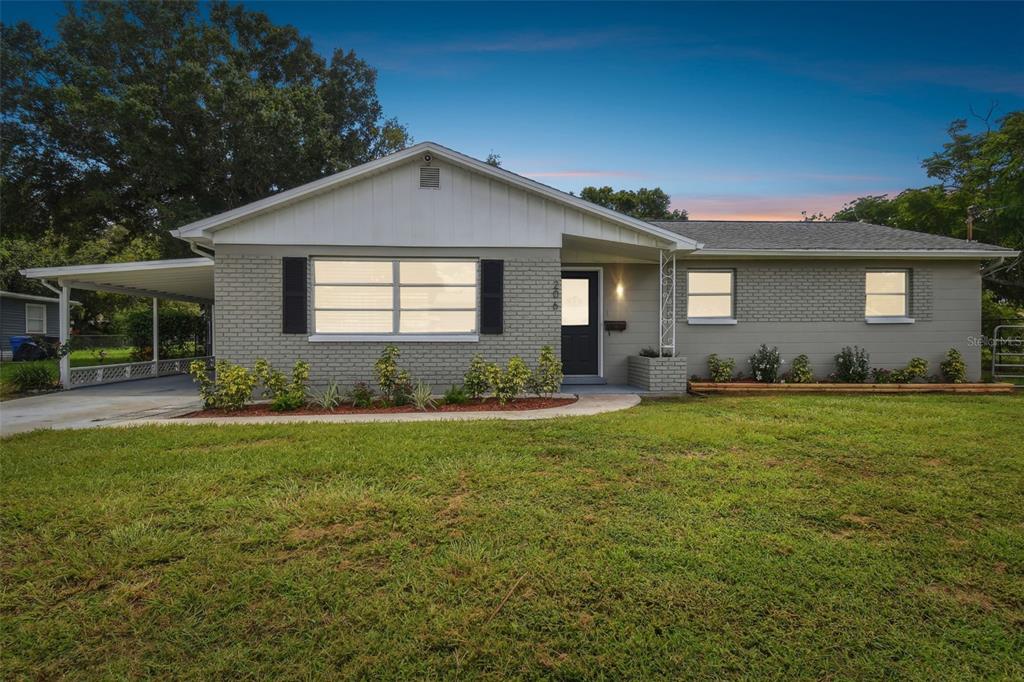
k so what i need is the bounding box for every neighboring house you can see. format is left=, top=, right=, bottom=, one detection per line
left=0, top=291, right=65, bottom=360
left=22, top=142, right=1018, bottom=389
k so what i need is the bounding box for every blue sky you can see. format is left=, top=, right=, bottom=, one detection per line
left=4, top=2, right=1022, bottom=219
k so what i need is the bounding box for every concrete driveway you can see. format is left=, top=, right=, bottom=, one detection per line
left=1, top=375, right=201, bottom=436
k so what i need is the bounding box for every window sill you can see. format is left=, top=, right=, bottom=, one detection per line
left=687, top=317, right=737, bottom=325
left=864, top=317, right=915, bottom=324
left=308, top=333, right=480, bottom=343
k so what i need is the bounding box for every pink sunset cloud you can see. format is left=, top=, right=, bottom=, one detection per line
left=674, top=192, right=897, bottom=221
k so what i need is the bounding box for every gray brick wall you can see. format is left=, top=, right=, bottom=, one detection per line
left=680, top=264, right=934, bottom=323
left=626, top=355, right=688, bottom=393
left=214, top=248, right=562, bottom=388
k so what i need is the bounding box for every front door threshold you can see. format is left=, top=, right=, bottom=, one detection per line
left=563, top=375, right=607, bottom=385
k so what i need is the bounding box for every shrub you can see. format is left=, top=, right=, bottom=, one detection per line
left=189, top=360, right=256, bottom=411
left=463, top=354, right=492, bottom=400
left=375, top=345, right=412, bottom=405
left=311, top=380, right=344, bottom=409
left=487, top=356, right=531, bottom=405
left=411, top=382, right=437, bottom=411
left=347, top=382, right=376, bottom=408
left=892, top=357, right=928, bottom=384
left=871, top=367, right=895, bottom=384
left=940, top=348, right=967, bottom=383
left=707, top=354, right=735, bottom=382
left=749, top=344, right=781, bottom=383
left=833, top=346, right=870, bottom=383
left=639, top=347, right=661, bottom=358
left=443, top=384, right=469, bottom=405
left=120, top=305, right=204, bottom=358
left=527, top=345, right=563, bottom=397
left=254, top=359, right=310, bottom=411
left=788, top=354, right=814, bottom=383
left=9, top=363, right=58, bottom=393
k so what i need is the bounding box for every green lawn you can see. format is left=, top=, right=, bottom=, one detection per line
left=2, top=396, right=1022, bottom=679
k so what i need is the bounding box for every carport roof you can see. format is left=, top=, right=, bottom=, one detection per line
left=20, top=258, right=214, bottom=304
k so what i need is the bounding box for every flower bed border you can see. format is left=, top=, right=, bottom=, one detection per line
left=689, top=382, right=1014, bottom=395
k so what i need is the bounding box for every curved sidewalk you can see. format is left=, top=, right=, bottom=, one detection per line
left=133, top=393, right=640, bottom=427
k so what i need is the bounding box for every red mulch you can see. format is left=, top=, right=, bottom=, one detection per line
left=181, top=396, right=577, bottom=418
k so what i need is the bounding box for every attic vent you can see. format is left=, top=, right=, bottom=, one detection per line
left=419, top=166, right=440, bottom=189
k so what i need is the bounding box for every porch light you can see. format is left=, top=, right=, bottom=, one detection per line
left=615, top=282, right=624, bottom=299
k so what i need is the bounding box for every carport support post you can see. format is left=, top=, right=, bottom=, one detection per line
left=59, top=284, right=70, bottom=388
left=152, top=298, right=159, bottom=372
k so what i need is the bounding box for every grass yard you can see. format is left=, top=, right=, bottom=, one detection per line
left=2, top=395, right=1022, bottom=678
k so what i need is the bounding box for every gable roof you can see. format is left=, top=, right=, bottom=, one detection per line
left=651, top=221, right=1017, bottom=258
left=173, top=142, right=700, bottom=250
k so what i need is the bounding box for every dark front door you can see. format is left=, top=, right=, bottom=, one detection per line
left=561, top=271, right=599, bottom=375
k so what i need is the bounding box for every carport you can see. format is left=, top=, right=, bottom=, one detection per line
left=20, top=258, right=215, bottom=389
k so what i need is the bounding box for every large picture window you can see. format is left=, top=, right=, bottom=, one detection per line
left=313, top=259, right=477, bottom=335
left=687, top=270, right=734, bottom=321
left=865, top=271, right=909, bottom=319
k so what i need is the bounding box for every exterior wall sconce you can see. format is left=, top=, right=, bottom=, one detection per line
left=615, top=282, right=624, bottom=299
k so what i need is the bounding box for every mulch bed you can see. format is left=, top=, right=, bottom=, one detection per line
left=182, top=396, right=577, bottom=418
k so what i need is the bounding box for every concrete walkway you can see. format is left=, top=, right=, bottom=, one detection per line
left=1, top=374, right=202, bottom=436
left=129, top=393, right=641, bottom=427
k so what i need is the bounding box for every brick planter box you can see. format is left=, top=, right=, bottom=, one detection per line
left=689, top=382, right=1014, bottom=394
left=627, top=355, right=688, bottom=393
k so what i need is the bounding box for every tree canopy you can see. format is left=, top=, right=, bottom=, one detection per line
left=1, top=0, right=409, bottom=308
left=579, top=186, right=688, bottom=221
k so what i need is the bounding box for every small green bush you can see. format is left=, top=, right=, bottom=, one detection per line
left=9, top=363, right=58, bottom=393
left=749, top=344, right=781, bottom=383
left=892, top=357, right=928, bottom=383
left=527, top=345, right=563, bottom=397
left=788, top=354, right=814, bottom=383
left=833, top=346, right=870, bottom=383
left=311, top=380, right=344, bottom=409
left=486, top=356, right=531, bottom=405
left=940, top=348, right=967, bottom=383
left=189, top=360, right=256, bottom=411
left=639, top=347, right=661, bottom=358
left=347, top=382, right=376, bottom=408
left=463, top=354, right=492, bottom=400
left=375, top=345, right=412, bottom=405
left=254, top=358, right=310, bottom=411
left=443, top=384, right=469, bottom=405
left=707, top=354, right=735, bottom=382
left=411, top=382, right=437, bottom=411
left=871, top=367, right=895, bottom=384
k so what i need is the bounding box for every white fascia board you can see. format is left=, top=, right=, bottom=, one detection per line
left=171, top=142, right=701, bottom=251
left=20, top=257, right=213, bottom=279
left=684, top=249, right=1019, bottom=259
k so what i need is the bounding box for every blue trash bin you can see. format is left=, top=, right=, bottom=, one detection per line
left=9, top=336, right=31, bottom=356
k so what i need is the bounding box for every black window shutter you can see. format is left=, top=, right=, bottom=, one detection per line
left=282, top=257, right=308, bottom=334
left=480, top=259, right=504, bottom=334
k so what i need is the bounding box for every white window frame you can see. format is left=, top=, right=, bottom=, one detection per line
left=25, top=303, right=47, bottom=334
left=864, top=269, right=914, bottom=324
left=309, top=258, right=480, bottom=342
left=686, top=269, right=737, bottom=325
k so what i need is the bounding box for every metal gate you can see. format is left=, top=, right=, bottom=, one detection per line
left=991, top=325, right=1024, bottom=380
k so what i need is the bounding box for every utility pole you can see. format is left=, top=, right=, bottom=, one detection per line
left=966, top=205, right=976, bottom=241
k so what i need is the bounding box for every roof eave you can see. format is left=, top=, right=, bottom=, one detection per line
left=685, top=249, right=1019, bottom=259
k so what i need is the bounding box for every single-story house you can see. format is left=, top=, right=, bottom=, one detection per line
left=0, top=291, right=75, bottom=361
left=22, top=142, right=1018, bottom=389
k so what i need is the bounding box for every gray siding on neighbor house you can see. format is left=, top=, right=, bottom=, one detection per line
left=1, top=298, right=60, bottom=349
left=596, top=259, right=982, bottom=384
left=214, top=245, right=562, bottom=388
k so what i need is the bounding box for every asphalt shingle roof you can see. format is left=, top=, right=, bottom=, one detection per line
left=649, top=220, right=1014, bottom=252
